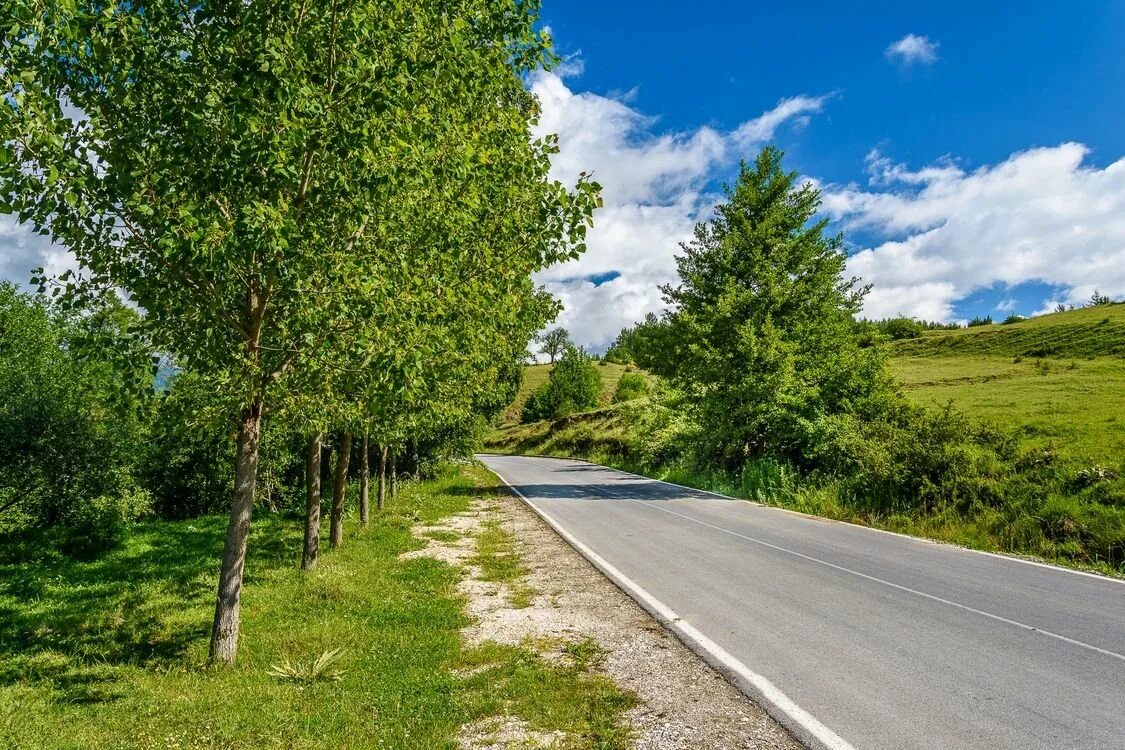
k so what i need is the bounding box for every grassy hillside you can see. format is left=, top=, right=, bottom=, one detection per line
left=892, top=355, right=1125, bottom=464
left=887, top=305, right=1125, bottom=465
left=500, top=361, right=635, bottom=426
left=891, top=303, right=1125, bottom=358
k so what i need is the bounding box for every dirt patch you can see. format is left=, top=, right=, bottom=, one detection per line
left=408, top=478, right=801, bottom=750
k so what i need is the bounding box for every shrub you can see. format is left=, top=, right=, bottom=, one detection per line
left=58, top=488, right=151, bottom=560
left=881, top=317, right=923, bottom=340
left=613, top=372, right=648, bottom=403
left=1001, top=314, right=1025, bottom=325
left=968, top=315, right=993, bottom=327
left=522, top=347, right=602, bottom=422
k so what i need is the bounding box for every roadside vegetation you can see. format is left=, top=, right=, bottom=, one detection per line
left=488, top=149, right=1124, bottom=575
left=0, top=466, right=635, bottom=749
left=1, top=0, right=599, bottom=668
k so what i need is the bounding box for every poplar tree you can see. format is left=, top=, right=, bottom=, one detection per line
left=1, top=0, right=597, bottom=663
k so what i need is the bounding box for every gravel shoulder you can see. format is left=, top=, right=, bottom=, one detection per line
left=406, top=466, right=800, bottom=750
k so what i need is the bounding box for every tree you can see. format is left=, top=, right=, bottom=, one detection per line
left=522, top=346, right=603, bottom=422
left=2, top=0, right=597, bottom=663
left=537, top=327, right=573, bottom=364
left=0, top=284, right=150, bottom=554
left=654, top=147, right=893, bottom=468
left=1088, top=290, right=1114, bottom=307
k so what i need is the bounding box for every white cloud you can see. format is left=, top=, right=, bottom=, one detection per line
left=826, top=144, right=1125, bottom=320
left=885, top=34, right=940, bottom=65
left=529, top=68, right=830, bottom=348
left=0, top=216, right=74, bottom=286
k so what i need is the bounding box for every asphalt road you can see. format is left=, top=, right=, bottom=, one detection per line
left=478, top=454, right=1125, bottom=750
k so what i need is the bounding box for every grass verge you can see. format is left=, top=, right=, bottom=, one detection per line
left=485, top=408, right=1124, bottom=577
left=0, top=464, right=634, bottom=749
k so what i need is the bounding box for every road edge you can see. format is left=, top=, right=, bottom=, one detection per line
left=480, top=461, right=856, bottom=750
left=478, top=452, right=1121, bottom=584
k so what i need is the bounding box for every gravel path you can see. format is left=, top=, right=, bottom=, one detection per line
left=408, top=475, right=800, bottom=750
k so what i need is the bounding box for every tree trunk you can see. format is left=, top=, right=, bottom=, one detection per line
left=209, top=400, right=263, bottom=664
left=390, top=453, right=398, bottom=499
left=301, top=431, right=323, bottom=571
left=377, top=444, right=387, bottom=511
left=329, top=432, right=352, bottom=548
left=359, top=433, right=370, bottom=526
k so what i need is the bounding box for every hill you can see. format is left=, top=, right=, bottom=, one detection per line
left=890, top=304, right=1125, bottom=358
left=499, top=361, right=636, bottom=426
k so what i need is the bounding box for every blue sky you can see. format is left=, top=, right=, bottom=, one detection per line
left=542, top=1, right=1124, bottom=178
left=529, top=1, right=1125, bottom=346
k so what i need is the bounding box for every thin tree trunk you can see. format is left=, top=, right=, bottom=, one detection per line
left=389, top=453, right=397, bottom=499
left=329, top=432, right=352, bottom=548
left=209, top=400, right=263, bottom=664
left=377, top=443, right=387, bottom=511
left=301, top=431, right=323, bottom=571
left=359, top=433, right=370, bottom=526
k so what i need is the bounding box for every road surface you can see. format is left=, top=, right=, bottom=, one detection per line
left=478, top=454, right=1125, bottom=750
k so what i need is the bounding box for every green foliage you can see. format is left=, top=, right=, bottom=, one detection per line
left=522, top=348, right=603, bottom=422
left=1002, top=314, right=1025, bottom=325
left=968, top=315, right=994, bottom=327
left=0, top=284, right=150, bottom=554
left=653, top=147, right=896, bottom=469
left=612, top=372, right=648, bottom=403
left=141, top=372, right=235, bottom=519
left=879, top=317, right=924, bottom=339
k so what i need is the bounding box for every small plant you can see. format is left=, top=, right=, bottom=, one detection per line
left=967, top=315, right=993, bottom=327
left=1074, top=465, right=1118, bottom=488
left=1088, top=289, right=1113, bottom=307
left=564, top=638, right=607, bottom=671
left=268, top=648, right=346, bottom=683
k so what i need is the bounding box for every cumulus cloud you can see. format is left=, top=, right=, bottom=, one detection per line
left=885, top=34, right=940, bottom=65
left=530, top=68, right=830, bottom=349
left=825, top=144, right=1125, bottom=320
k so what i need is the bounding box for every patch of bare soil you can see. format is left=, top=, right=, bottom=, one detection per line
left=407, top=485, right=800, bottom=750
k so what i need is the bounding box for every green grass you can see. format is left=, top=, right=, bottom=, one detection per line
left=892, top=355, right=1125, bottom=465
left=0, top=465, right=634, bottom=749
left=470, top=520, right=527, bottom=584
left=891, top=303, right=1125, bottom=358
left=501, top=362, right=637, bottom=426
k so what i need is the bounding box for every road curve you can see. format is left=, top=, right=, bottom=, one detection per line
left=478, top=454, right=1125, bottom=750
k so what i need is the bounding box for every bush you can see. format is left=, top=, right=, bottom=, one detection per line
left=142, top=372, right=236, bottom=519
left=1001, top=314, right=1025, bottom=325
left=968, top=315, right=993, bottom=327
left=0, top=284, right=151, bottom=554
left=58, top=489, right=151, bottom=560
left=880, top=317, right=923, bottom=340
left=613, top=372, right=648, bottom=402
left=522, top=347, right=602, bottom=422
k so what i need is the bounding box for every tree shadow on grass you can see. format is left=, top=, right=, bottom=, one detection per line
left=0, top=513, right=297, bottom=703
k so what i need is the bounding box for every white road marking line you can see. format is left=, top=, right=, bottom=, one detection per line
left=582, top=480, right=1125, bottom=664
left=490, top=453, right=1124, bottom=585
left=485, top=465, right=857, bottom=750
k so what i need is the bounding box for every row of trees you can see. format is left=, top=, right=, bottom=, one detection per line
left=1, top=0, right=598, bottom=663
